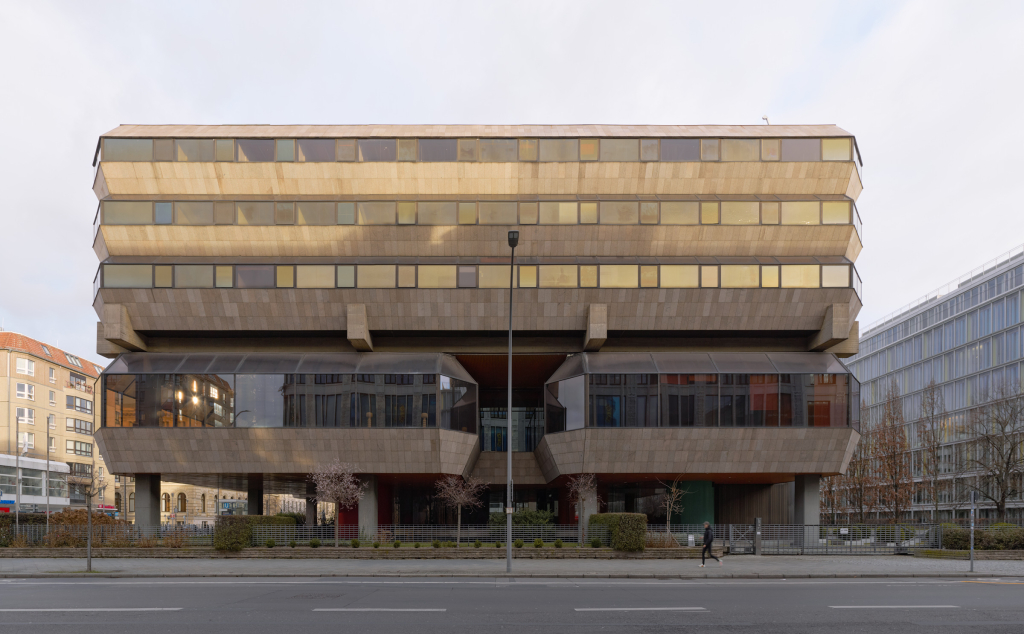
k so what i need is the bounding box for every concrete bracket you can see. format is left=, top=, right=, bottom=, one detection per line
left=102, top=304, right=148, bottom=352
left=347, top=304, right=374, bottom=351
left=583, top=304, right=607, bottom=351
left=808, top=303, right=850, bottom=352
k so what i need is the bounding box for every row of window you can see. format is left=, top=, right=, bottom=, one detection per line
left=100, top=262, right=858, bottom=291
left=103, top=137, right=855, bottom=164
left=14, top=432, right=93, bottom=457
left=0, top=466, right=69, bottom=498
left=100, top=198, right=858, bottom=228
left=13, top=409, right=93, bottom=435
left=17, top=358, right=65, bottom=383
left=13, top=383, right=94, bottom=413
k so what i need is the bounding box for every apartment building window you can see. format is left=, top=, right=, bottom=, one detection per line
left=47, top=414, right=56, bottom=429
left=162, top=493, right=171, bottom=512
left=66, top=354, right=83, bottom=368
left=129, top=493, right=135, bottom=512
left=66, top=396, right=93, bottom=414
left=69, top=462, right=92, bottom=478
left=67, top=418, right=94, bottom=435
left=16, top=383, right=34, bottom=400
left=49, top=367, right=56, bottom=383
left=177, top=493, right=187, bottom=513
left=66, top=440, right=93, bottom=457
left=18, top=432, right=35, bottom=450
left=16, top=358, right=35, bottom=376
left=69, top=372, right=88, bottom=391
left=49, top=437, right=56, bottom=453
left=98, top=487, right=105, bottom=501
left=98, top=467, right=104, bottom=479
left=49, top=390, right=56, bottom=406
left=16, top=407, right=35, bottom=425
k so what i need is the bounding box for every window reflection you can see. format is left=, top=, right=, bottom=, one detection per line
left=545, top=375, right=585, bottom=433
left=589, top=374, right=658, bottom=427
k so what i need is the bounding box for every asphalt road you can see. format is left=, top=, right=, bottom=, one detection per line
left=1, top=576, right=1022, bottom=633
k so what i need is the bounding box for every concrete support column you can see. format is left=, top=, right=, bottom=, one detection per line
left=305, top=480, right=317, bottom=527
left=247, top=474, right=264, bottom=515
left=793, top=474, right=821, bottom=525
left=358, top=475, right=378, bottom=539
left=133, top=474, right=161, bottom=529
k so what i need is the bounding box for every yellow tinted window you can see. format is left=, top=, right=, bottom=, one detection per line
left=336, top=266, right=355, bottom=288
left=781, top=265, right=820, bottom=288
left=701, top=266, right=718, bottom=288
left=215, top=265, right=233, bottom=288
left=418, top=202, right=457, bottom=225
left=418, top=265, right=457, bottom=288
left=296, top=202, right=335, bottom=226
left=599, top=265, right=638, bottom=288
left=539, top=139, right=578, bottom=161
left=519, top=266, right=538, bottom=288
left=781, top=201, right=819, bottom=225
left=397, top=265, right=416, bottom=287
left=579, top=139, right=599, bottom=161
left=397, top=139, right=417, bottom=161
left=458, top=202, right=477, bottom=224
left=103, top=265, right=152, bottom=288
left=661, top=202, right=699, bottom=225
left=761, top=265, right=779, bottom=288
left=721, top=139, right=759, bottom=161
left=822, top=138, right=852, bottom=161
left=519, top=203, right=538, bottom=224
left=822, top=201, right=851, bottom=224
left=296, top=265, right=335, bottom=288
left=660, top=265, right=698, bottom=288
left=358, top=202, right=396, bottom=225
left=155, top=265, right=173, bottom=288
left=822, top=265, right=850, bottom=288
left=103, top=201, right=151, bottom=224
left=700, top=202, right=719, bottom=224
left=640, top=266, right=658, bottom=288
left=358, top=265, right=396, bottom=288
left=640, top=202, right=659, bottom=224
left=580, top=202, right=597, bottom=224
left=721, top=201, right=759, bottom=225
left=599, top=201, right=638, bottom=224
left=479, top=266, right=515, bottom=288
left=761, top=202, right=780, bottom=224
left=276, top=266, right=294, bottom=288
left=519, top=139, right=538, bottom=161
left=600, top=139, right=639, bottom=161
left=539, top=265, right=577, bottom=288
left=721, top=265, right=759, bottom=288
left=580, top=265, right=598, bottom=287
left=397, top=202, right=416, bottom=225
left=479, top=202, right=518, bottom=225
left=539, top=202, right=576, bottom=224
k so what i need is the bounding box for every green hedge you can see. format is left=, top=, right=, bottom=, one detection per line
left=488, top=509, right=555, bottom=526
left=942, top=527, right=1024, bottom=550
left=0, top=513, right=48, bottom=527
left=214, top=515, right=296, bottom=552
left=589, top=513, right=646, bottom=552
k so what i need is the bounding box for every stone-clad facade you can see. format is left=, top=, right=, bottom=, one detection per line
left=91, top=125, right=864, bottom=529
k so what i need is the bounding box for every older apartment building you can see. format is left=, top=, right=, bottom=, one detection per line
left=1, top=332, right=111, bottom=514
left=91, top=125, right=864, bottom=530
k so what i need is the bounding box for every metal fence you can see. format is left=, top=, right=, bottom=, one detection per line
left=251, top=524, right=609, bottom=547
left=1, top=525, right=213, bottom=548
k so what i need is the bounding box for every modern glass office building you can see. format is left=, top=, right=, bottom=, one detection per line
left=91, top=125, right=865, bottom=530
left=848, top=245, right=1024, bottom=520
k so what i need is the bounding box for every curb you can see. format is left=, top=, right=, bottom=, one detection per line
left=0, top=572, right=1005, bottom=579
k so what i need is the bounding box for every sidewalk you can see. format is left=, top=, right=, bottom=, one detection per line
left=2, top=555, right=1022, bottom=578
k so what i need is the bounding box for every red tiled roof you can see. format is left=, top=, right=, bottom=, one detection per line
left=0, top=332, right=103, bottom=378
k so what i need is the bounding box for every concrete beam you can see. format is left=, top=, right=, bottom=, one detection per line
left=583, top=304, right=607, bottom=351
left=794, top=474, right=821, bottom=525
left=808, top=303, right=850, bottom=351
left=826, top=320, right=860, bottom=358
left=96, top=322, right=130, bottom=359
left=102, top=304, right=148, bottom=351
left=347, top=304, right=373, bottom=351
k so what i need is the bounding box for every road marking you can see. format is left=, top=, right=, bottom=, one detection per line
left=0, top=608, right=182, bottom=612
left=829, top=605, right=959, bottom=609
left=313, top=608, right=446, bottom=612
left=575, top=607, right=707, bottom=612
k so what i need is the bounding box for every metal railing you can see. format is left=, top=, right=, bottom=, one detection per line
left=252, top=524, right=609, bottom=546
left=1, top=525, right=213, bottom=548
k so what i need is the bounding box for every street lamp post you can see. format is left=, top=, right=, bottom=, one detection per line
left=506, top=230, right=518, bottom=574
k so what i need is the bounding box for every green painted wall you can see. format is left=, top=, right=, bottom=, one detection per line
left=672, top=481, right=714, bottom=525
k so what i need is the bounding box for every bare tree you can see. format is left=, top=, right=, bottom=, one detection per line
left=875, top=380, right=915, bottom=524
left=820, top=475, right=845, bottom=525
left=434, top=475, right=488, bottom=546
left=656, top=477, right=690, bottom=544
left=309, top=460, right=366, bottom=547
left=566, top=473, right=599, bottom=544
left=918, top=379, right=947, bottom=521
left=68, top=467, right=108, bottom=573
left=842, top=422, right=878, bottom=523
left=964, top=381, right=1024, bottom=521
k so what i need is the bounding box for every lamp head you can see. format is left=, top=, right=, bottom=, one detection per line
left=508, top=230, right=519, bottom=248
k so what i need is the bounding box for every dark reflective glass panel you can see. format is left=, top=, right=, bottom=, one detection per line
left=588, top=374, right=658, bottom=427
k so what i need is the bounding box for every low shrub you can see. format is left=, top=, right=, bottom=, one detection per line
left=351, top=539, right=360, bottom=549
left=163, top=530, right=186, bottom=549
left=514, top=539, right=524, bottom=548
left=495, top=541, right=502, bottom=548
left=414, top=542, right=421, bottom=548
left=136, top=537, right=156, bottom=548
left=991, top=528, right=1024, bottom=550
left=289, top=540, right=297, bottom=549
left=591, top=536, right=602, bottom=548
left=474, top=540, right=482, bottom=548
left=309, top=538, right=321, bottom=548
left=265, top=539, right=276, bottom=549
left=393, top=540, right=401, bottom=548
left=214, top=515, right=296, bottom=552
left=373, top=542, right=380, bottom=549
left=589, top=513, right=645, bottom=552
left=534, top=538, right=544, bottom=548
left=432, top=540, right=441, bottom=549
left=554, top=539, right=563, bottom=549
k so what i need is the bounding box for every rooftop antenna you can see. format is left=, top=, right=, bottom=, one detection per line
left=762, top=116, right=770, bottom=125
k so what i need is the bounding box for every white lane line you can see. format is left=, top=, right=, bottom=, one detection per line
left=0, top=608, right=182, bottom=612
left=575, top=607, right=707, bottom=612
left=313, top=608, right=446, bottom=612
left=829, top=605, right=959, bottom=609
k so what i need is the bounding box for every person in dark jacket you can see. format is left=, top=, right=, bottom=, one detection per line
left=700, top=521, right=722, bottom=567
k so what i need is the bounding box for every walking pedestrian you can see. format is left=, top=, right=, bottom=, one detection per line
left=700, top=521, right=722, bottom=568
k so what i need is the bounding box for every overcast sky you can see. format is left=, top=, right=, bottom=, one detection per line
left=1, top=0, right=1022, bottom=364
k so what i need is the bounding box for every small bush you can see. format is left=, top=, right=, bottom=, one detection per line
left=554, top=539, right=563, bottom=549
left=414, top=542, right=421, bottom=548
left=351, top=539, right=360, bottom=548
left=309, top=538, right=321, bottom=548
left=136, top=537, right=156, bottom=548
left=534, top=538, right=544, bottom=548
left=591, top=536, right=602, bottom=548
left=265, top=539, right=276, bottom=549
left=589, top=513, right=646, bottom=552
left=289, top=540, right=296, bottom=548
left=514, top=539, right=524, bottom=548
left=495, top=541, right=502, bottom=548
left=373, top=541, right=380, bottom=549
left=474, top=540, right=482, bottom=548
left=393, top=540, right=401, bottom=548
left=432, top=540, right=441, bottom=548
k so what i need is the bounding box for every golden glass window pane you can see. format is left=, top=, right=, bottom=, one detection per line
left=700, top=266, right=719, bottom=288
left=214, top=202, right=234, bottom=225
left=336, top=139, right=357, bottom=162
left=296, top=202, right=336, bottom=225
left=700, top=139, right=720, bottom=161
left=519, top=266, right=538, bottom=288
left=417, top=265, right=458, bottom=288
left=721, top=201, right=759, bottom=225
left=580, top=265, right=598, bottom=287
left=640, top=202, right=659, bottom=224
left=397, top=139, right=417, bottom=161
left=175, top=139, right=214, bottom=162
left=358, top=202, right=396, bottom=225
left=103, top=201, right=152, bottom=224
left=761, top=265, right=780, bottom=288
left=458, top=139, right=479, bottom=161
left=458, top=202, right=477, bottom=225
left=103, top=265, right=153, bottom=288
left=174, top=202, right=214, bottom=225
left=761, top=202, right=780, bottom=224
left=539, top=139, right=578, bottom=161
left=579, top=139, right=599, bottom=161
left=600, top=139, right=639, bottom=161
left=519, top=202, right=538, bottom=225
left=175, top=265, right=214, bottom=288
left=275, top=140, right=294, bottom=162
left=640, top=266, right=658, bottom=288
left=104, top=138, right=153, bottom=161
left=539, top=202, right=577, bottom=224
left=275, top=202, right=294, bottom=225
left=822, top=201, right=851, bottom=224
left=822, top=138, right=852, bottom=161
left=599, top=265, right=638, bottom=288
left=154, top=265, right=173, bottom=288
left=700, top=202, right=719, bottom=224
left=237, top=202, right=274, bottom=225
left=539, top=265, right=577, bottom=288
left=640, top=139, right=659, bottom=161
left=580, top=202, right=598, bottom=224
left=215, top=265, right=233, bottom=288
left=358, top=265, right=396, bottom=288
left=215, top=139, right=234, bottom=161
left=337, top=202, right=355, bottom=225
left=276, top=266, right=294, bottom=288
left=781, top=201, right=820, bottom=225
left=479, top=202, right=518, bottom=225
left=599, top=201, right=638, bottom=224
left=822, top=265, right=850, bottom=288
left=418, top=202, right=457, bottom=225
left=397, top=202, right=417, bottom=225
left=518, top=139, right=538, bottom=161
left=660, top=265, right=698, bottom=288
left=479, top=265, right=516, bottom=288
left=398, top=265, right=416, bottom=287
left=660, top=201, right=699, bottom=225
left=296, top=265, right=335, bottom=289
left=721, top=265, right=759, bottom=288
left=337, top=265, right=355, bottom=288
left=479, top=139, right=517, bottom=162
left=720, top=139, right=759, bottom=161
left=781, top=265, right=820, bottom=288
left=761, top=139, right=780, bottom=161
